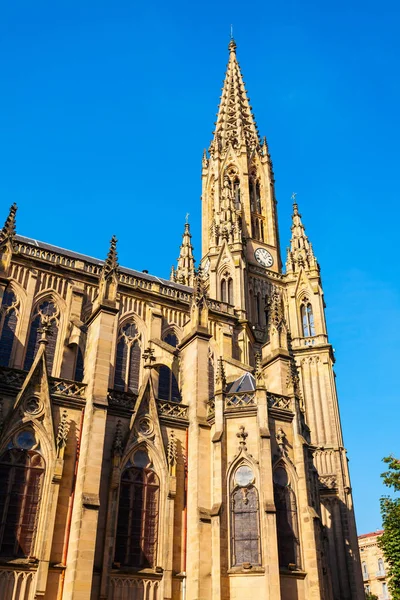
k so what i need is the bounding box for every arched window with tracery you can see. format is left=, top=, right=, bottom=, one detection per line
left=0, top=429, right=45, bottom=558
left=300, top=300, right=316, bottom=337
left=0, top=289, right=19, bottom=367
left=114, top=449, right=159, bottom=568
left=273, top=466, right=301, bottom=569
left=231, top=463, right=261, bottom=567
left=114, top=321, right=141, bottom=393
left=24, top=300, right=59, bottom=374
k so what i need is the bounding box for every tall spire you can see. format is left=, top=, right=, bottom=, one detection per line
left=286, top=197, right=319, bottom=274
left=209, top=39, right=260, bottom=156
left=173, top=220, right=195, bottom=286
left=0, top=203, right=17, bottom=247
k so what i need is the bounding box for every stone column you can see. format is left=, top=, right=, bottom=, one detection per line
left=62, top=304, right=118, bottom=600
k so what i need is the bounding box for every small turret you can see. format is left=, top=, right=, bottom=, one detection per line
left=286, top=197, right=319, bottom=274
left=0, top=203, right=17, bottom=276
left=96, top=235, right=120, bottom=307
left=174, top=219, right=195, bottom=286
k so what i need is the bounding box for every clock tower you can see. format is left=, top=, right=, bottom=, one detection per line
left=201, top=38, right=281, bottom=345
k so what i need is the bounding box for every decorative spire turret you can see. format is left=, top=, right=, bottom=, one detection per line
left=102, top=235, right=119, bottom=279
left=0, top=203, right=17, bottom=276
left=209, top=40, right=260, bottom=156
left=0, top=203, right=17, bottom=247
left=286, top=196, right=319, bottom=274
left=173, top=219, right=195, bottom=286
left=96, top=235, right=120, bottom=307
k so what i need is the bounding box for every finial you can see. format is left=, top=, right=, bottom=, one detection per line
left=143, top=346, right=156, bottom=368
left=228, top=27, right=237, bottom=53
left=236, top=425, right=248, bottom=451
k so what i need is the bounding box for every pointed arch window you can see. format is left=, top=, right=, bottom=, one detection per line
left=221, top=279, right=227, bottom=303
left=273, top=467, right=301, bottom=569
left=163, top=332, right=178, bottom=348
left=228, top=278, right=234, bottom=305
left=0, top=289, right=19, bottom=367
left=255, top=182, right=261, bottom=213
left=158, top=365, right=181, bottom=402
left=24, top=300, right=59, bottom=374
left=0, top=429, right=44, bottom=558
left=114, top=321, right=141, bottom=394
left=300, top=300, right=315, bottom=337
left=233, top=178, right=241, bottom=209
left=231, top=464, right=261, bottom=567
left=115, top=450, right=159, bottom=568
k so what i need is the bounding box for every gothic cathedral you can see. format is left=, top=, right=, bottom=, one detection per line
left=0, top=39, right=363, bottom=600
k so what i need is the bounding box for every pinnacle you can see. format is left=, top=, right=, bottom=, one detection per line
left=102, top=234, right=119, bottom=278
left=174, top=219, right=195, bottom=286
left=286, top=197, right=318, bottom=274
left=0, top=203, right=17, bottom=246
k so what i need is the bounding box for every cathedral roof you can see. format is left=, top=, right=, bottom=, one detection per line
left=210, top=39, right=260, bottom=154
left=14, top=234, right=192, bottom=293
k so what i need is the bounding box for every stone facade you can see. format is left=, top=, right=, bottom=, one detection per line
left=359, top=531, right=391, bottom=599
left=0, top=39, right=363, bottom=599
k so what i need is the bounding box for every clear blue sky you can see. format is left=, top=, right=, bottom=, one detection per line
left=1, top=0, right=399, bottom=534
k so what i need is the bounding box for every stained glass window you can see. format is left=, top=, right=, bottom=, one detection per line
left=231, top=466, right=261, bottom=567
left=0, top=448, right=44, bottom=558
left=114, top=452, right=159, bottom=568
left=163, top=332, right=178, bottom=348
left=0, top=290, right=18, bottom=367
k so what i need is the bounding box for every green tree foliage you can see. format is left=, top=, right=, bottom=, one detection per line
left=378, top=455, right=400, bottom=599
left=365, top=594, right=378, bottom=600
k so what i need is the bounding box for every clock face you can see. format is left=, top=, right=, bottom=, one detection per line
left=254, top=248, right=273, bottom=268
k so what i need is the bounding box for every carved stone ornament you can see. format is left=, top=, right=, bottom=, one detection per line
left=276, top=427, right=286, bottom=455
left=236, top=425, right=248, bottom=451
left=56, top=410, right=70, bottom=457
left=24, top=396, right=41, bottom=416
left=112, top=420, right=124, bottom=456
left=135, top=416, right=154, bottom=438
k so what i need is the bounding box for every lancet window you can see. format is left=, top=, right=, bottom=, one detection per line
left=0, top=429, right=44, bottom=558
left=114, top=449, right=159, bottom=568
left=230, top=464, right=261, bottom=567
left=300, top=299, right=315, bottom=337
left=114, top=321, right=141, bottom=394
left=220, top=273, right=234, bottom=305
left=273, top=466, right=301, bottom=569
left=233, top=178, right=241, bottom=209
left=0, top=289, right=19, bottom=367
left=24, top=300, right=59, bottom=373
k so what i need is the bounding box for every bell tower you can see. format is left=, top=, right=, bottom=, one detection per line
left=201, top=38, right=281, bottom=325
